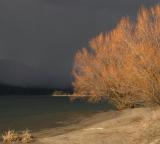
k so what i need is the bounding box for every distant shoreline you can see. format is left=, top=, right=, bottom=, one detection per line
left=51, top=95, right=87, bottom=97
left=52, top=95, right=73, bottom=97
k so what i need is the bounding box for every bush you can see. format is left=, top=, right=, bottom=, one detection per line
left=2, top=129, right=33, bottom=144
left=2, top=130, right=19, bottom=143
left=21, top=129, right=33, bottom=143
left=72, top=4, right=160, bottom=109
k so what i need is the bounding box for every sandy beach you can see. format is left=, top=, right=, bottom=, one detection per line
left=28, top=107, right=160, bottom=144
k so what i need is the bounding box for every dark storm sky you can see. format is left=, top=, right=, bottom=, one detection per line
left=0, top=0, right=159, bottom=88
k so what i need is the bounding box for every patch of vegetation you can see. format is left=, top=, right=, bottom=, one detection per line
left=52, top=90, right=72, bottom=96
left=53, top=90, right=66, bottom=95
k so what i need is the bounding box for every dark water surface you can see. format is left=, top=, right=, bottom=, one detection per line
left=0, top=95, right=114, bottom=133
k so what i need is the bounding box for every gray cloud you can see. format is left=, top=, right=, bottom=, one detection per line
left=0, top=0, right=159, bottom=88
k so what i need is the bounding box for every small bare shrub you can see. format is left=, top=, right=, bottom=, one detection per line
left=72, top=4, right=160, bottom=109
left=2, top=130, right=18, bottom=144
left=21, top=129, right=33, bottom=143
left=2, top=129, right=33, bottom=144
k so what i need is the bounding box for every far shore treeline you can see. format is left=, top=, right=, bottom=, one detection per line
left=0, top=83, right=72, bottom=95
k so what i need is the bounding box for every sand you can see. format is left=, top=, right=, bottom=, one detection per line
left=29, top=107, right=160, bottom=144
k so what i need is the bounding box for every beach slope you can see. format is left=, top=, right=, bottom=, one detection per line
left=33, top=107, right=160, bottom=144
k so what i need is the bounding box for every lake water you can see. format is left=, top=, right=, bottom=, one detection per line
left=0, top=95, right=114, bottom=133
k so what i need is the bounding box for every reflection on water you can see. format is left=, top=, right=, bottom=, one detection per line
left=0, top=95, right=114, bottom=133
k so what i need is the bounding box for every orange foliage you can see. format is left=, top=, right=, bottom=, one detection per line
left=72, top=4, right=160, bottom=109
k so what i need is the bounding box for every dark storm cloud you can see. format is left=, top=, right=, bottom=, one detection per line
left=0, top=0, right=159, bottom=88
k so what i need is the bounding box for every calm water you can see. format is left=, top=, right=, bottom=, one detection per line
left=0, top=95, right=114, bottom=133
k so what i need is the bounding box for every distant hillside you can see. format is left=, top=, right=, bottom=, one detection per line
left=0, top=83, right=73, bottom=95
left=0, top=83, right=53, bottom=95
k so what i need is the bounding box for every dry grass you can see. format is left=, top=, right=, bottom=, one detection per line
left=2, top=130, right=19, bottom=144
left=21, top=129, right=33, bottom=143
left=2, top=129, right=33, bottom=144
left=72, top=4, right=160, bottom=109
left=140, top=108, right=160, bottom=144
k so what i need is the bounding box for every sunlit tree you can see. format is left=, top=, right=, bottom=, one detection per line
left=72, top=4, right=160, bottom=109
